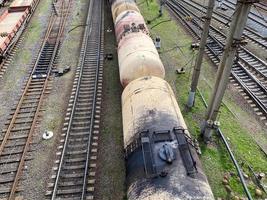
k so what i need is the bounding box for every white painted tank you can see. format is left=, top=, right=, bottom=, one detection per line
left=118, top=32, right=165, bottom=87
left=115, top=10, right=149, bottom=42
left=111, top=1, right=140, bottom=22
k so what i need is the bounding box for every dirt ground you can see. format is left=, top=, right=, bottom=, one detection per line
left=94, top=1, right=125, bottom=200
left=0, top=0, right=52, bottom=139
left=19, top=0, right=90, bottom=199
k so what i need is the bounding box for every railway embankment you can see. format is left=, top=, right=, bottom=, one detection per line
left=137, top=0, right=267, bottom=199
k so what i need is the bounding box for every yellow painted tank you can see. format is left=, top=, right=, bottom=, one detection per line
left=122, top=76, right=214, bottom=200
left=122, top=76, right=187, bottom=146
left=111, top=1, right=140, bottom=22
left=118, top=32, right=165, bottom=87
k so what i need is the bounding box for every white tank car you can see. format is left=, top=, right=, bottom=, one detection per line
left=118, top=32, right=165, bottom=87
left=115, top=10, right=149, bottom=42
left=111, top=0, right=140, bottom=22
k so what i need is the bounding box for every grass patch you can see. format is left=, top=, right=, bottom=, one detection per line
left=137, top=0, right=267, bottom=199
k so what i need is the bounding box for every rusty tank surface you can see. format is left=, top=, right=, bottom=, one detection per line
left=118, top=32, right=165, bottom=87
left=0, top=10, right=29, bottom=55
left=115, top=10, right=149, bottom=42
left=111, top=1, right=140, bottom=22
left=122, top=76, right=214, bottom=200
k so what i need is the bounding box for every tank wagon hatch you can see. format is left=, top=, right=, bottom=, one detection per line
left=125, top=127, right=199, bottom=179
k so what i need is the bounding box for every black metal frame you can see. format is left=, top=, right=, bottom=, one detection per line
left=125, top=127, right=198, bottom=178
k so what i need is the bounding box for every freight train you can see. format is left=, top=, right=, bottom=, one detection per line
left=109, top=0, right=215, bottom=199
left=0, top=0, right=38, bottom=61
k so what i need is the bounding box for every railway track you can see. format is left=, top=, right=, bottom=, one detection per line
left=0, top=0, right=41, bottom=78
left=46, top=0, right=104, bottom=199
left=221, top=0, right=267, bottom=30
left=0, top=1, right=71, bottom=199
left=255, top=2, right=267, bottom=12
left=167, top=1, right=267, bottom=81
left=166, top=1, right=267, bottom=123
left=178, top=1, right=267, bottom=84
left=177, top=0, right=267, bottom=50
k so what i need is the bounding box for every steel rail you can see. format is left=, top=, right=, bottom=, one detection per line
left=176, top=0, right=267, bottom=49
left=50, top=0, right=93, bottom=196
left=167, top=0, right=267, bottom=117
left=8, top=2, right=67, bottom=198
left=0, top=15, right=56, bottom=158
left=255, top=2, right=267, bottom=12
left=50, top=0, right=103, bottom=199
left=174, top=1, right=267, bottom=113
left=170, top=0, right=267, bottom=75
left=222, top=0, right=266, bottom=27
left=50, top=0, right=93, bottom=194
left=206, top=27, right=267, bottom=79
left=81, top=1, right=103, bottom=198
left=0, top=1, right=70, bottom=199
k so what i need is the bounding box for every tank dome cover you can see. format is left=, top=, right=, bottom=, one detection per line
left=158, top=143, right=175, bottom=163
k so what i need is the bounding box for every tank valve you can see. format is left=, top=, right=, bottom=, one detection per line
left=159, top=143, right=175, bottom=164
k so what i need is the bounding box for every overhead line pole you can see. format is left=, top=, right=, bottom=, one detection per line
left=201, top=0, right=257, bottom=141
left=187, top=0, right=215, bottom=108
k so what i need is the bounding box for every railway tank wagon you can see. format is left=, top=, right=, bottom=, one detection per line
left=112, top=0, right=165, bottom=87
left=118, top=32, right=165, bottom=87
left=123, top=76, right=214, bottom=199
left=110, top=0, right=214, bottom=199
left=111, top=0, right=140, bottom=22
left=114, top=10, right=149, bottom=42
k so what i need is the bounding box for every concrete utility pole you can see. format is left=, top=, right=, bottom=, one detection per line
left=187, top=0, right=215, bottom=108
left=159, top=0, right=166, bottom=16
left=201, top=0, right=256, bottom=141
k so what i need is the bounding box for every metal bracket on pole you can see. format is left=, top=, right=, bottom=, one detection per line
left=201, top=16, right=212, bottom=21
left=201, top=119, right=214, bottom=142
left=232, top=38, right=248, bottom=47
left=201, top=120, right=221, bottom=142
left=213, top=121, right=220, bottom=130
